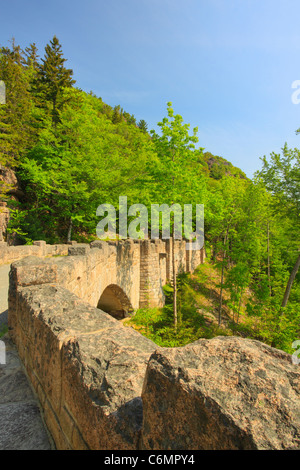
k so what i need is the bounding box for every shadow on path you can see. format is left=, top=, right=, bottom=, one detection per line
left=0, top=264, right=52, bottom=450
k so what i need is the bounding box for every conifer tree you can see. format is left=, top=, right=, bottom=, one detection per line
left=112, top=105, right=123, bottom=124
left=34, top=36, right=75, bottom=125
left=23, top=43, right=39, bottom=69
left=138, top=119, right=148, bottom=133
left=0, top=42, right=33, bottom=166
left=1, top=38, right=23, bottom=65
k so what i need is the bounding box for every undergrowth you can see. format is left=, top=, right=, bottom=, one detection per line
left=0, top=324, right=8, bottom=339
left=124, top=261, right=300, bottom=352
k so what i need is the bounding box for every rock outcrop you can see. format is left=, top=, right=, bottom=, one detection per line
left=0, top=202, right=9, bottom=242
left=0, top=164, right=24, bottom=243
left=141, top=336, right=300, bottom=450
left=0, top=165, right=19, bottom=198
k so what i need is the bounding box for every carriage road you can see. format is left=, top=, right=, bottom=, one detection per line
left=0, top=263, right=52, bottom=450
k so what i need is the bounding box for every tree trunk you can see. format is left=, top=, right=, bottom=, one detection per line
left=218, top=261, right=225, bottom=327
left=67, top=217, right=72, bottom=243
left=267, top=221, right=271, bottom=297
left=171, top=148, right=177, bottom=332
left=52, top=93, right=58, bottom=127
left=172, top=235, right=177, bottom=331
left=218, top=224, right=230, bottom=327
left=236, top=291, right=243, bottom=324
left=281, top=252, right=300, bottom=309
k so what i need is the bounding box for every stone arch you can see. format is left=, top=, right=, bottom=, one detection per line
left=97, top=284, right=133, bottom=320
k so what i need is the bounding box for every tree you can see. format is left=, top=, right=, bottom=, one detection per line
left=19, top=88, right=155, bottom=242
left=0, top=41, right=34, bottom=167
left=150, top=102, right=205, bottom=330
left=281, top=253, right=300, bottom=307
left=205, top=175, right=249, bottom=325
left=138, top=119, right=148, bottom=133
left=123, top=111, right=136, bottom=126
left=256, top=144, right=300, bottom=308
left=34, top=36, right=75, bottom=125
left=23, top=43, right=39, bottom=69
left=112, top=105, right=123, bottom=124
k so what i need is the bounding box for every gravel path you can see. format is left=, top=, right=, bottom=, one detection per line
left=0, top=264, right=10, bottom=331
left=0, top=263, right=52, bottom=450
left=0, top=335, right=52, bottom=450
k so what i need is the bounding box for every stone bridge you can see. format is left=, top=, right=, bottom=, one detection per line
left=4, top=238, right=204, bottom=321
left=68, top=239, right=204, bottom=318
left=4, top=239, right=300, bottom=450
left=2, top=238, right=204, bottom=320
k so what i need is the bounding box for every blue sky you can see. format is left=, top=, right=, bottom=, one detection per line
left=1, top=0, right=300, bottom=177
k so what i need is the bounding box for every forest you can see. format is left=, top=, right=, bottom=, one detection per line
left=0, top=36, right=299, bottom=353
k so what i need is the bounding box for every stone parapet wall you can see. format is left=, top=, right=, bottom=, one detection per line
left=9, top=283, right=156, bottom=449
left=61, top=240, right=141, bottom=310
left=2, top=239, right=205, bottom=308
left=7, top=238, right=204, bottom=328
left=0, top=240, right=69, bottom=265
left=8, top=259, right=300, bottom=450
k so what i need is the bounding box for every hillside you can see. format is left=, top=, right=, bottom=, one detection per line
left=124, top=259, right=299, bottom=354
left=0, top=36, right=299, bottom=356
left=203, top=151, right=248, bottom=180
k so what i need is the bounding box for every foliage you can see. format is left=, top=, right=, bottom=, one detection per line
left=0, top=40, right=35, bottom=167
left=203, top=151, right=247, bottom=180
left=126, top=271, right=232, bottom=347
left=255, top=145, right=300, bottom=308
left=126, top=262, right=299, bottom=353
left=0, top=324, right=8, bottom=339
left=0, top=36, right=299, bottom=353
left=18, top=88, right=155, bottom=242
left=32, top=35, right=75, bottom=126
left=6, top=206, right=32, bottom=244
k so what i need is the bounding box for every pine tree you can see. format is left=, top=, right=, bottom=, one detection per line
left=23, top=43, right=39, bottom=69
left=112, top=105, right=123, bottom=124
left=138, top=119, right=148, bottom=133
left=1, top=38, right=23, bottom=65
left=0, top=42, right=33, bottom=166
left=34, top=36, right=75, bottom=125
